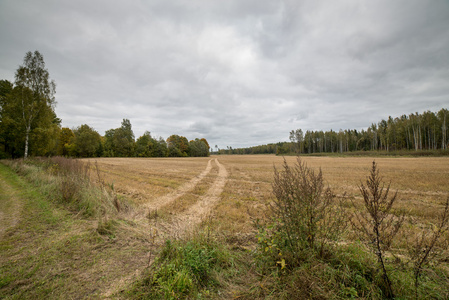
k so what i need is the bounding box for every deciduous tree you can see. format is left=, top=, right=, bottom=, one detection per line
left=14, top=51, right=56, bottom=158
left=189, top=138, right=210, bottom=157
left=73, top=124, right=101, bottom=157
left=167, top=134, right=189, bottom=157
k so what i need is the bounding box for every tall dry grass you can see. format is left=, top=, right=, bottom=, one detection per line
left=4, top=157, right=118, bottom=217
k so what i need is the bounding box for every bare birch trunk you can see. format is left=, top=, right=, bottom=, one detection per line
left=443, top=114, right=447, bottom=150
left=24, top=125, right=30, bottom=159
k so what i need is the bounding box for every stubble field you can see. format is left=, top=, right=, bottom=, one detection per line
left=88, top=155, right=449, bottom=242
left=2, top=154, right=449, bottom=298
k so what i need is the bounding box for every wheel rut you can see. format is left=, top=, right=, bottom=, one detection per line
left=143, top=159, right=213, bottom=211
left=106, top=159, right=228, bottom=296
left=0, top=176, right=23, bottom=239
left=170, top=158, right=228, bottom=235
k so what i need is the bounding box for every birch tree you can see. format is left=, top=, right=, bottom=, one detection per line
left=14, top=51, right=56, bottom=158
left=438, top=109, right=448, bottom=150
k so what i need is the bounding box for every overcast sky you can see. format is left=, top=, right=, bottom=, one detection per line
left=1, top=0, right=448, bottom=148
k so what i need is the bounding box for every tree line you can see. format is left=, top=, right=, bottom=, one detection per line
left=217, top=109, right=448, bottom=155
left=0, top=51, right=210, bottom=159
left=287, top=109, right=448, bottom=154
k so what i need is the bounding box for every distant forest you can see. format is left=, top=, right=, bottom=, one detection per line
left=0, top=51, right=210, bottom=159
left=218, top=108, right=448, bottom=155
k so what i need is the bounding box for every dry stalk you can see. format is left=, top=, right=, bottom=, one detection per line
left=409, top=196, right=449, bottom=300
left=350, top=161, right=404, bottom=299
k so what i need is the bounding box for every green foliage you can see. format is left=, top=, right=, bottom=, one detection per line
left=266, top=158, right=345, bottom=264
left=103, top=119, right=135, bottom=157
left=189, top=138, right=210, bottom=157
left=149, top=137, right=168, bottom=157
left=14, top=51, right=57, bottom=158
left=0, top=51, right=59, bottom=158
left=57, top=127, right=75, bottom=156
left=114, top=119, right=135, bottom=157
left=135, top=132, right=168, bottom=157
left=408, top=196, right=449, bottom=299
left=135, top=131, right=152, bottom=157
left=72, top=124, right=102, bottom=157
left=288, top=108, right=449, bottom=154
left=350, top=161, right=404, bottom=298
left=4, top=157, right=117, bottom=217
left=167, top=134, right=189, bottom=157
left=131, top=237, right=233, bottom=299
left=252, top=159, right=449, bottom=299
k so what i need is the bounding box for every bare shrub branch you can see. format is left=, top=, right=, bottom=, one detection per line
left=271, top=157, right=346, bottom=263
left=350, top=161, right=404, bottom=298
left=409, top=196, right=449, bottom=299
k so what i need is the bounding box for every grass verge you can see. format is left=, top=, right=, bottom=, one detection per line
left=127, top=231, right=245, bottom=299
left=0, top=160, right=151, bottom=299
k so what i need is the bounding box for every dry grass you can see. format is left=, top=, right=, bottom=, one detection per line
left=2, top=155, right=448, bottom=298
left=87, top=155, right=449, bottom=248
left=83, top=155, right=449, bottom=289
left=84, top=157, right=211, bottom=205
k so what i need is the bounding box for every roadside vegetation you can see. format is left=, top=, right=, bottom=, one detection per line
left=0, top=157, right=152, bottom=299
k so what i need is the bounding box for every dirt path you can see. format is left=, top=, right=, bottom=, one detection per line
left=170, top=158, right=228, bottom=235
left=100, top=159, right=228, bottom=297
left=142, top=159, right=213, bottom=212
left=0, top=175, right=23, bottom=239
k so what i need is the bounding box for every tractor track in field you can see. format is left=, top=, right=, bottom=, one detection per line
left=170, top=158, right=228, bottom=235
left=103, top=159, right=228, bottom=296
left=141, top=158, right=228, bottom=236
left=143, top=159, right=213, bottom=212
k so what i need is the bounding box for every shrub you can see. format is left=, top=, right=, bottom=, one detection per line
left=257, top=158, right=346, bottom=272
left=3, top=157, right=117, bottom=217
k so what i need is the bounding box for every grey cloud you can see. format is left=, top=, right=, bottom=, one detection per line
left=1, top=0, right=448, bottom=148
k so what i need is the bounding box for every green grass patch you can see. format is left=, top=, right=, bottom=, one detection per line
left=128, top=234, right=237, bottom=299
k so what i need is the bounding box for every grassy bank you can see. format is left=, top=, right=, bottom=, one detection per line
left=0, top=159, right=151, bottom=299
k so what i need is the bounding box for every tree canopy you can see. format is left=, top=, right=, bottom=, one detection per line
left=104, top=119, right=135, bottom=157
left=167, top=134, right=190, bottom=157
left=73, top=124, right=102, bottom=157
left=0, top=51, right=58, bottom=158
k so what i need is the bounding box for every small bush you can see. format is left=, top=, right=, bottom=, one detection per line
left=408, top=196, right=449, bottom=299
left=258, top=158, right=346, bottom=270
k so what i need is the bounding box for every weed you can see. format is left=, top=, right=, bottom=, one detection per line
left=129, top=233, right=235, bottom=299
left=266, top=158, right=346, bottom=265
left=408, top=196, right=449, bottom=299
left=350, top=161, right=404, bottom=298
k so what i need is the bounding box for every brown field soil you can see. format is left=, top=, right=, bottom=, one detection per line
left=87, top=155, right=449, bottom=239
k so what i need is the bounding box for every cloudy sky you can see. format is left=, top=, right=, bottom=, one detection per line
left=1, top=0, right=448, bottom=148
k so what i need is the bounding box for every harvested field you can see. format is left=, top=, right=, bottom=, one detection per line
left=87, top=155, right=449, bottom=238
left=2, top=155, right=448, bottom=298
